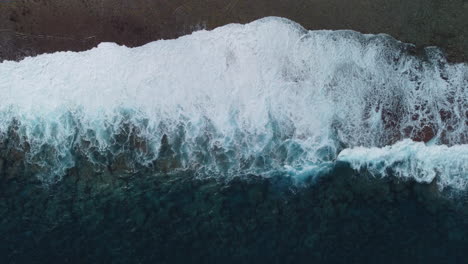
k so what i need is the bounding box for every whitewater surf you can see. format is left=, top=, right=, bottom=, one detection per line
left=1, top=17, right=466, bottom=189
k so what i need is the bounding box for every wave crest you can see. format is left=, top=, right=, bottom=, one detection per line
left=0, top=17, right=467, bottom=185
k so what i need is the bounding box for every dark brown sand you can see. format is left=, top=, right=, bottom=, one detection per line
left=0, top=0, right=467, bottom=62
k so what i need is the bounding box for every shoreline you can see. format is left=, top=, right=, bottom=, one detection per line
left=1, top=0, right=467, bottom=62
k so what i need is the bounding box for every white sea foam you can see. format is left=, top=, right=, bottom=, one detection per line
left=338, top=140, right=468, bottom=189
left=0, top=17, right=466, bottom=184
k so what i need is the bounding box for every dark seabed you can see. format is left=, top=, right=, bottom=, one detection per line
left=1, top=164, right=468, bottom=263
left=1, top=101, right=467, bottom=261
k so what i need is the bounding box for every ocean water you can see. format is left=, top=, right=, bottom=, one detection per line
left=0, top=17, right=467, bottom=263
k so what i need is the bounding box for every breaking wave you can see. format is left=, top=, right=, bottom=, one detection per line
left=0, top=17, right=467, bottom=187
left=338, top=140, right=468, bottom=189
